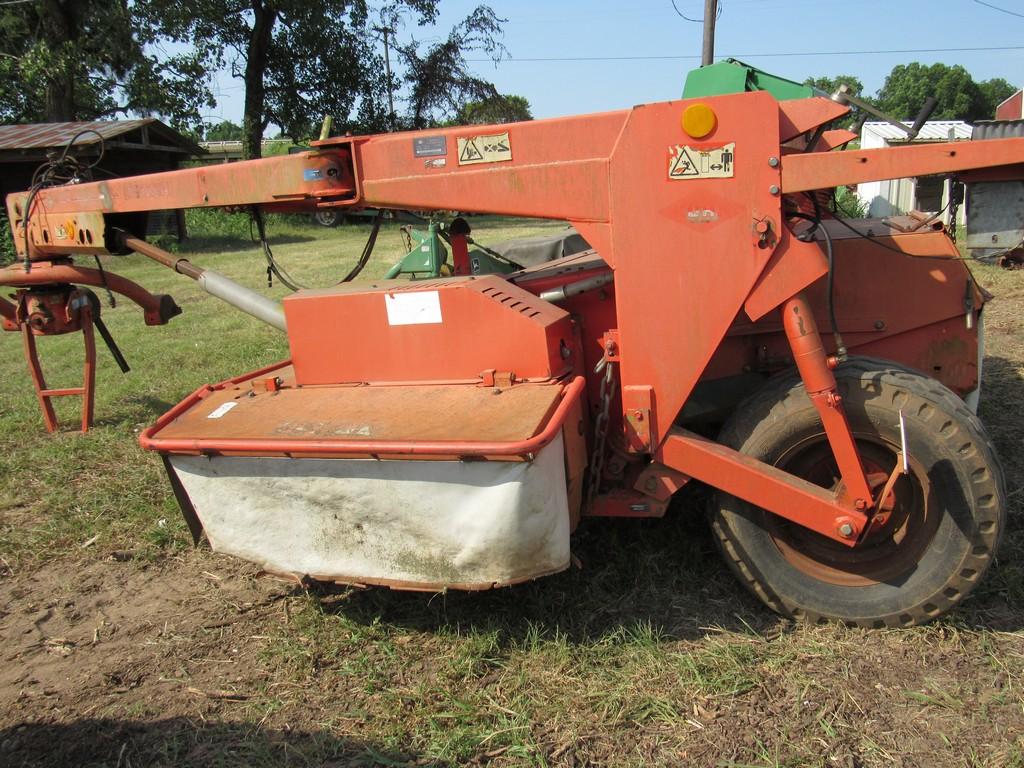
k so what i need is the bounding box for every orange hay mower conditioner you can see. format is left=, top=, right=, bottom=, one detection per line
left=2, top=62, right=1013, bottom=626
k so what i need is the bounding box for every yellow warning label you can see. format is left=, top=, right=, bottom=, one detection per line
left=457, top=132, right=512, bottom=165
left=668, top=142, right=735, bottom=180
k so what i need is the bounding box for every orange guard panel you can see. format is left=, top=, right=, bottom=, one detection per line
left=283, top=274, right=574, bottom=385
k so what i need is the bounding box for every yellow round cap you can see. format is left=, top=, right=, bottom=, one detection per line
left=681, top=103, right=717, bottom=139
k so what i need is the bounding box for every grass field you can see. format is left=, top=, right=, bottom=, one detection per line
left=0, top=213, right=1022, bottom=767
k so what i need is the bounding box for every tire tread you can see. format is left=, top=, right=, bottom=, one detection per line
left=710, top=357, right=1005, bottom=628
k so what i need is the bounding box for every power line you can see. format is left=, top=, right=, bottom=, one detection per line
left=670, top=0, right=702, bottom=21
left=0, top=0, right=41, bottom=6
left=670, top=0, right=722, bottom=22
left=972, top=0, right=1024, bottom=19
left=468, top=44, right=1024, bottom=63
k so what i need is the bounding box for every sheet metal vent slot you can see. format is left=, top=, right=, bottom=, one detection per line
left=479, top=286, right=545, bottom=319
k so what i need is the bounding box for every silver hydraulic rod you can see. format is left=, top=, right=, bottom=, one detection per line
left=197, top=270, right=286, bottom=331
left=123, top=235, right=287, bottom=331
left=538, top=272, right=614, bottom=303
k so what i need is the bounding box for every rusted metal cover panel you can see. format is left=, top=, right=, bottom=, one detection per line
left=973, top=120, right=1024, bottom=140
left=959, top=123, right=1024, bottom=259
left=283, top=274, right=574, bottom=386
left=966, top=181, right=1024, bottom=258
left=155, top=376, right=563, bottom=445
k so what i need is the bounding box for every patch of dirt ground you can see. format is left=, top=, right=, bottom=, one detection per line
left=0, top=540, right=1022, bottom=767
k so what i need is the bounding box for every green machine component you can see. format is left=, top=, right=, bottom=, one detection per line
left=385, top=220, right=521, bottom=280
left=385, top=222, right=447, bottom=279
left=466, top=246, right=519, bottom=276
left=683, top=59, right=817, bottom=101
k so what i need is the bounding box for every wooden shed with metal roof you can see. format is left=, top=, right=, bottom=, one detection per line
left=0, top=118, right=204, bottom=239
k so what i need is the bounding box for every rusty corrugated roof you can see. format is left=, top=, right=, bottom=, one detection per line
left=972, top=120, right=1024, bottom=141
left=0, top=118, right=202, bottom=154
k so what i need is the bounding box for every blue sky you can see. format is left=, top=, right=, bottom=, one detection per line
left=203, top=0, right=1024, bottom=124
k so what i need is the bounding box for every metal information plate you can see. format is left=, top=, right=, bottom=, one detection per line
left=413, top=135, right=448, bottom=157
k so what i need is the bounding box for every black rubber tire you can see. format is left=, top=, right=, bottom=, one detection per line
left=710, top=357, right=1005, bottom=627
left=313, top=210, right=341, bottom=227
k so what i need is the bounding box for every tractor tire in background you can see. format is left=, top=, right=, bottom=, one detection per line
left=313, top=210, right=341, bottom=227
left=710, top=357, right=1005, bottom=627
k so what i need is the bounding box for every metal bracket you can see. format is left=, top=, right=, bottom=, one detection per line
left=479, top=369, right=515, bottom=388
left=622, top=384, right=654, bottom=453
left=599, top=329, right=620, bottom=363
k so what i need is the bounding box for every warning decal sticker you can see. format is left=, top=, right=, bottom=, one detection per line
left=668, top=142, right=735, bottom=180
left=457, top=132, right=512, bottom=165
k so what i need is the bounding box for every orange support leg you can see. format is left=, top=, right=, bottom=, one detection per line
left=780, top=292, right=873, bottom=510
left=0, top=295, right=15, bottom=329
left=80, top=307, right=96, bottom=431
left=21, top=323, right=58, bottom=432
left=20, top=303, right=97, bottom=434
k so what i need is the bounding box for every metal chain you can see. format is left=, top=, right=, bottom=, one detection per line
left=586, top=358, right=616, bottom=507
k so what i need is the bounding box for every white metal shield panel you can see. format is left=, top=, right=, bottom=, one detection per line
left=169, top=433, right=569, bottom=588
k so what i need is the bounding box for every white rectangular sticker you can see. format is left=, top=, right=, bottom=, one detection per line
left=385, top=291, right=442, bottom=326
left=207, top=401, right=238, bottom=419
left=457, top=132, right=512, bottom=165
left=669, top=142, right=735, bottom=180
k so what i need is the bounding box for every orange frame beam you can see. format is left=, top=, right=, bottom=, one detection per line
left=781, top=137, right=1024, bottom=193
left=660, top=429, right=868, bottom=544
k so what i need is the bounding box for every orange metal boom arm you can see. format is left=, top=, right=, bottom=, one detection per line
left=4, top=150, right=357, bottom=260
left=780, top=137, right=1024, bottom=193
left=12, top=150, right=356, bottom=216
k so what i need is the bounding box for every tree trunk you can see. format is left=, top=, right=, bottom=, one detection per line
left=41, top=0, right=76, bottom=122
left=242, top=1, right=278, bottom=160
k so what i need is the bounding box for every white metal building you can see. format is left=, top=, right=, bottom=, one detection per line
left=856, top=121, right=971, bottom=225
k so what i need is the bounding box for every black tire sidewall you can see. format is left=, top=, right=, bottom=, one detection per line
left=314, top=211, right=340, bottom=227
left=714, top=361, right=1003, bottom=624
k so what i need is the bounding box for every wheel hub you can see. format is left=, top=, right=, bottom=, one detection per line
left=766, top=437, right=937, bottom=587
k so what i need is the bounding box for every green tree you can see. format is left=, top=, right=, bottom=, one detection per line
left=396, top=5, right=506, bottom=130
left=979, top=77, right=1017, bottom=117
left=876, top=63, right=988, bottom=122
left=204, top=120, right=245, bottom=141
left=139, top=1, right=506, bottom=158
left=804, top=74, right=865, bottom=98
left=803, top=74, right=867, bottom=128
left=0, top=0, right=212, bottom=126
left=453, top=94, right=532, bottom=125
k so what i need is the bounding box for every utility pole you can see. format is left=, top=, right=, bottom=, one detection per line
left=701, top=0, right=717, bottom=66
left=373, top=25, right=396, bottom=130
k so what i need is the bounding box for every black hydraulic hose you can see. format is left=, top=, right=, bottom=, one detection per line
left=790, top=207, right=846, bottom=360
left=252, top=207, right=305, bottom=291
left=339, top=210, right=383, bottom=283
left=22, top=130, right=107, bottom=274
left=252, top=207, right=383, bottom=289
left=808, top=194, right=844, bottom=356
